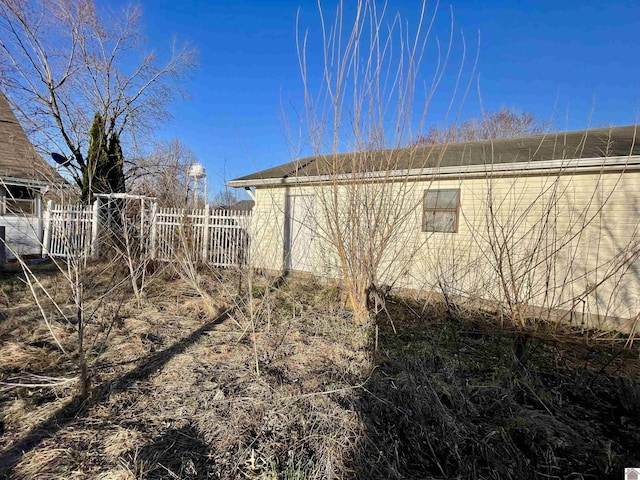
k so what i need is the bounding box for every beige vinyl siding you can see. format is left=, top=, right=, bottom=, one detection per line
left=251, top=169, right=640, bottom=331
left=250, top=187, right=287, bottom=272
left=405, top=171, right=640, bottom=330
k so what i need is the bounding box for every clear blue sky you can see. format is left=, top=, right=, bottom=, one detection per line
left=123, top=0, right=640, bottom=195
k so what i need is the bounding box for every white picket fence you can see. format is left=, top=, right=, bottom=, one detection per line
left=153, top=206, right=251, bottom=266
left=43, top=200, right=252, bottom=268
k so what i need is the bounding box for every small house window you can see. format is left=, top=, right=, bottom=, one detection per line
left=4, top=185, right=36, bottom=215
left=422, top=188, right=460, bottom=233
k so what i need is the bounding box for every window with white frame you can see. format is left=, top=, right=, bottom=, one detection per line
left=4, top=185, right=36, bottom=215
left=422, top=188, right=460, bottom=233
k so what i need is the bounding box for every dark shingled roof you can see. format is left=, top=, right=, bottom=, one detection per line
left=229, top=199, right=255, bottom=211
left=230, top=125, right=640, bottom=185
left=0, top=91, right=62, bottom=184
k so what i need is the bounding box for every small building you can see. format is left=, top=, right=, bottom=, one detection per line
left=0, top=91, right=61, bottom=258
left=229, top=126, right=640, bottom=332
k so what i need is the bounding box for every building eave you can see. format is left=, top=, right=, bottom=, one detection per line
left=227, top=155, right=640, bottom=188
left=0, top=175, right=55, bottom=190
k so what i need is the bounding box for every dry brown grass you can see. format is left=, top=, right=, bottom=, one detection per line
left=96, top=466, right=137, bottom=480
left=2, top=264, right=640, bottom=479
left=104, top=428, right=144, bottom=458
left=0, top=342, right=63, bottom=372
left=1, top=266, right=370, bottom=478
left=13, top=447, right=79, bottom=479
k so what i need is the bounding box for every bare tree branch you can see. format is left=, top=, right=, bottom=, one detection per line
left=0, top=0, right=197, bottom=188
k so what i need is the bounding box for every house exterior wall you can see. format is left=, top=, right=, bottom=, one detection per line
left=0, top=214, right=43, bottom=258
left=250, top=169, right=640, bottom=332
left=0, top=186, right=43, bottom=258
left=402, top=171, right=640, bottom=332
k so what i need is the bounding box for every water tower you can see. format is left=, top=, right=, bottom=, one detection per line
left=187, top=162, right=206, bottom=206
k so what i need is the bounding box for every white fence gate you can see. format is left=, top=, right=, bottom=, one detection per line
left=43, top=200, right=252, bottom=268
left=43, top=202, right=97, bottom=259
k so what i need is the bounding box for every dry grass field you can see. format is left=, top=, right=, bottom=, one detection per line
left=1, top=261, right=639, bottom=479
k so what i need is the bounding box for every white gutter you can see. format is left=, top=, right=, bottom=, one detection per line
left=227, top=155, right=640, bottom=188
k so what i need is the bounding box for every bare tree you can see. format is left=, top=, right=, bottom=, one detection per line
left=413, top=107, right=550, bottom=145
left=291, top=0, right=473, bottom=326
left=128, top=139, right=198, bottom=207
left=211, top=189, right=240, bottom=208
left=0, top=0, right=197, bottom=191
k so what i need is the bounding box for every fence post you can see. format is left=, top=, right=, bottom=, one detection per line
left=42, top=199, right=53, bottom=257
left=245, top=211, right=252, bottom=267
left=140, top=197, right=145, bottom=244
left=0, top=226, right=6, bottom=269
left=202, top=204, right=210, bottom=262
left=150, top=202, right=157, bottom=260
left=91, top=199, right=99, bottom=258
